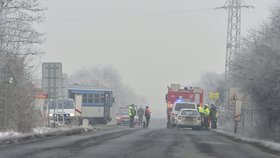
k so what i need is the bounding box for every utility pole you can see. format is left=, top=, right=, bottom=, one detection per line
left=0, top=0, right=6, bottom=131
left=216, top=1, right=253, bottom=133
left=216, top=0, right=253, bottom=79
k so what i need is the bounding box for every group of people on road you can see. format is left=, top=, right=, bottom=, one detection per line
left=198, top=104, right=218, bottom=130
left=128, top=104, right=151, bottom=128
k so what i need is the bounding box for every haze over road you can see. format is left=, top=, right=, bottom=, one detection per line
left=0, top=122, right=278, bottom=158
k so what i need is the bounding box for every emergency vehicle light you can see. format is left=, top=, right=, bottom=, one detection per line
left=175, top=99, right=183, bottom=103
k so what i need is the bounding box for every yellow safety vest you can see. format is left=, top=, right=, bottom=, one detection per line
left=204, top=108, right=210, bottom=117
left=198, top=107, right=204, bottom=113
left=128, top=106, right=136, bottom=116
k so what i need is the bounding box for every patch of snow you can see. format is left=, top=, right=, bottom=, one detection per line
left=214, top=129, right=280, bottom=152
left=33, top=127, right=53, bottom=134
left=0, top=131, right=21, bottom=139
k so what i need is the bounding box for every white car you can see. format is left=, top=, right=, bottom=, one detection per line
left=171, top=100, right=197, bottom=127
left=175, top=109, right=201, bottom=130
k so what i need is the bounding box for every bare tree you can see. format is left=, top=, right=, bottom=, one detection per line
left=0, top=0, right=44, bottom=132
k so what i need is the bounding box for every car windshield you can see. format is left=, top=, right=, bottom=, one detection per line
left=118, top=108, right=128, bottom=115
left=49, top=100, right=75, bottom=109
left=180, top=110, right=199, bottom=116
left=175, top=103, right=196, bottom=111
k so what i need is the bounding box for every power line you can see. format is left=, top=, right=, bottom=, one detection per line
left=49, top=8, right=216, bottom=23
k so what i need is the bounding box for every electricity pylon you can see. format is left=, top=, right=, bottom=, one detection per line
left=217, top=0, right=253, bottom=79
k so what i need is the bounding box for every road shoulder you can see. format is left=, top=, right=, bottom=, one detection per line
left=212, top=129, right=280, bottom=155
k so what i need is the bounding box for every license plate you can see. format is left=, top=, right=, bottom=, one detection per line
left=184, top=117, right=194, bottom=121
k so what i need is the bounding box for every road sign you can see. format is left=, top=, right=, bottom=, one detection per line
left=209, top=91, right=219, bottom=100
left=34, top=93, right=48, bottom=99
left=62, top=74, right=68, bottom=98
left=42, top=62, right=63, bottom=99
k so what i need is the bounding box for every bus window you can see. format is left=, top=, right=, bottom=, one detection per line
left=95, top=94, right=100, bottom=103
left=88, top=94, right=94, bottom=103
left=82, top=94, right=87, bottom=103
left=100, top=94, right=105, bottom=103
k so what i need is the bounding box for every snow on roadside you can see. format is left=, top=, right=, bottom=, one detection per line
left=33, top=127, right=53, bottom=134
left=214, top=129, right=280, bottom=153
left=0, top=131, right=22, bottom=139
left=0, top=124, right=117, bottom=142
left=0, top=126, right=85, bottom=141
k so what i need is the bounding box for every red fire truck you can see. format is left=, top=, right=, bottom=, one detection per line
left=165, top=84, right=203, bottom=128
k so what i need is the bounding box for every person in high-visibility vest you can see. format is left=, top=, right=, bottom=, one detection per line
left=197, top=104, right=205, bottom=129
left=203, top=104, right=210, bottom=130
left=198, top=104, right=204, bottom=114
left=128, top=104, right=137, bottom=128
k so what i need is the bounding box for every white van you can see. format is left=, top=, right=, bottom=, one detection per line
left=171, top=100, right=197, bottom=127
left=48, top=99, right=76, bottom=124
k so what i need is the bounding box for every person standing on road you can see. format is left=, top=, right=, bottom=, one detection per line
left=210, top=104, right=218, bottom=129
left=137, top=106, right=144, bottom=126
left=198, top=104, right=204, bottom=128
left=144, top=106, right=151, bottom=128
left=203, top=104, right=210, bottom=130
left=198, top=104, right=204, bottom=114
left=128, top=104, right=137, bottom=128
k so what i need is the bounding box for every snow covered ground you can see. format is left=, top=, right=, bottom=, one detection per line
left=0, top=131, right=22, bottom=139
left=213, top=129, right=280, bottom=153
left=0, top=126, right=88, bottom=142
left=0, top=124, right=119, bottom=143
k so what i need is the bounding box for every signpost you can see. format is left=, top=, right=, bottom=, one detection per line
left=234, top=101, right=242, bottom=122
left=42, top=62, right=63, bottom=126
left=233, top=100, right=243, bottom=134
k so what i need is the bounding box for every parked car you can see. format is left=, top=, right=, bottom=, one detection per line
left=175, top=109, right=201, bottom=130
left=116, top=106, right=139, bottom=126
left=171, top=100, right=197, bottom=127
left=116, top=107, right=130, bottom=125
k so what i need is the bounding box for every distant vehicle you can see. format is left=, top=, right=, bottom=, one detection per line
left=165, top=84, right=203, bottom=128
left=68, top=86, right=114, bottom=125
left=48, top=99, right=76, bottom=124
left=116, top=106, right=139, bottom=126
left=175, top=109, right=201, bottom=130
left=116, top=107, right=129, bottom=125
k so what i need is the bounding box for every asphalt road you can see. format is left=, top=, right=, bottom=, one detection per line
left=0, top=124, right=278, bottom=158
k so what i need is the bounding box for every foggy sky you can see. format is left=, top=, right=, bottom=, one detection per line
left=37, top=0, right=277, bottom=117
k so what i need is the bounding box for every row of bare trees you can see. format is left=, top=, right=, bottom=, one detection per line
left=200, top=3, right=280, bottom=141
left=0, top=0, right=44, bottom=132
left=230, top=3, right=280, bottom=141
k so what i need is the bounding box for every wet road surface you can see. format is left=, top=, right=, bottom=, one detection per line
left=0, top=127, right=278, bottom=158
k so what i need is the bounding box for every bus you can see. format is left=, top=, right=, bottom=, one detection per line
left=68, top=87, right=114, bottom=124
